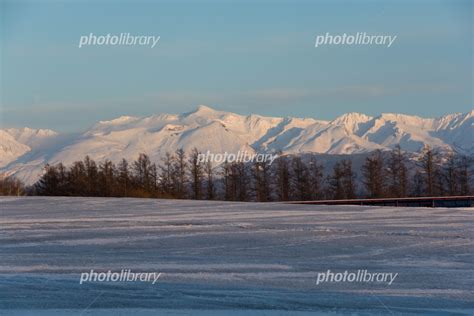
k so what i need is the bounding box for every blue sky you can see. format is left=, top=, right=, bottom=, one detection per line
left=1, top=0, right=472, bottom=131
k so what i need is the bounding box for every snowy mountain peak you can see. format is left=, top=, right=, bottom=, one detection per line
left=195, top=105, right=217, bottom=112
left=5, top=127, right=58, bottom=138
left=98, top=116, right=138, bottom=125
left=333, top=112, right=372, bottom=124
left=3, top=127, right=58, bottom=146
left=332, top=112, right=372, bottom=133
left=185, top=105, right=220, bottom=117
left=181, top=105, right=230, bottom=123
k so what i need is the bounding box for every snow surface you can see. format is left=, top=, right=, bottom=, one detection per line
left=1, top=106, right=473, bottom=185
left=0, top=197, right=473, bottom=315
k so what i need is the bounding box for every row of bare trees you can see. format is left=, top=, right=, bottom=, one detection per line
left=1, top=146, right=472, bottom=200
left=362, top=147, right=471, bottom=198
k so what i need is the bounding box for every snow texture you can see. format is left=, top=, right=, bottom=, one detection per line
left=0, top=197, right=473, bottom=315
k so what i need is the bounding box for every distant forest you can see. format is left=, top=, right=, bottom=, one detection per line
left=1, top=146, right=472, bottom=200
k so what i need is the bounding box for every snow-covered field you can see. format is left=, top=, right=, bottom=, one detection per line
left=0, top=197, right=473, bottom=315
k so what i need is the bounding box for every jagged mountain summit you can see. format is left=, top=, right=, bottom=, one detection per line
left=1, top=105, right=473, bottom=184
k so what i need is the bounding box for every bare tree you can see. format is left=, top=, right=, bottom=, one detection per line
left=418, top=146, right=443, bottom=196
left=327, top=161, right=344, bottom=200
left=84, top=156, right=99, bottom=196
left=205, top=160, right=215, bottom=200
left=362, top=150, right=386, bottom=198
left=133, top=153, right=153, bottom=192
left=387, top=146, right=408, bottom=197
left=234, top=162, right=250, bottom=201
left=328, top=160, right=356, bottom=200
left=173, top=149, right=188, bottom=199
left=253, top=160, right=271, bottom=202
left=98, top=159, right=115, bottom=196
left=457, top=155, right=472, bottom=195
left=443, top=152, right=458, bottom=196
left=291, top=156, right=310, bottom=200
left=274, top=155, right=290, bottom=201
left=0, top=175, right=25, bottom=196
left=309, top=156, right=323, bottom=200
left=341, top=159, right=356, bottom=199
left=188, top=148, right=204, bottom=199
left=159, top=152, right=175, bottom=196
left=117, top=159, right=130, bottom=197
left=221, top=160, right=233, bottom=200
left=150, top=163, right=159, bottom=195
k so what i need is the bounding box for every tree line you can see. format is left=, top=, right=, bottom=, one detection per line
left=1, top=146, right=472, bottom=200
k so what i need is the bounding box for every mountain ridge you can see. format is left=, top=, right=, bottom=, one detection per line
left=1, top=106, right=472, bottom=184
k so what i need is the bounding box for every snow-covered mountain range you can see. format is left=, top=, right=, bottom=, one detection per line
left=1, top=105, right=473, bottom=184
